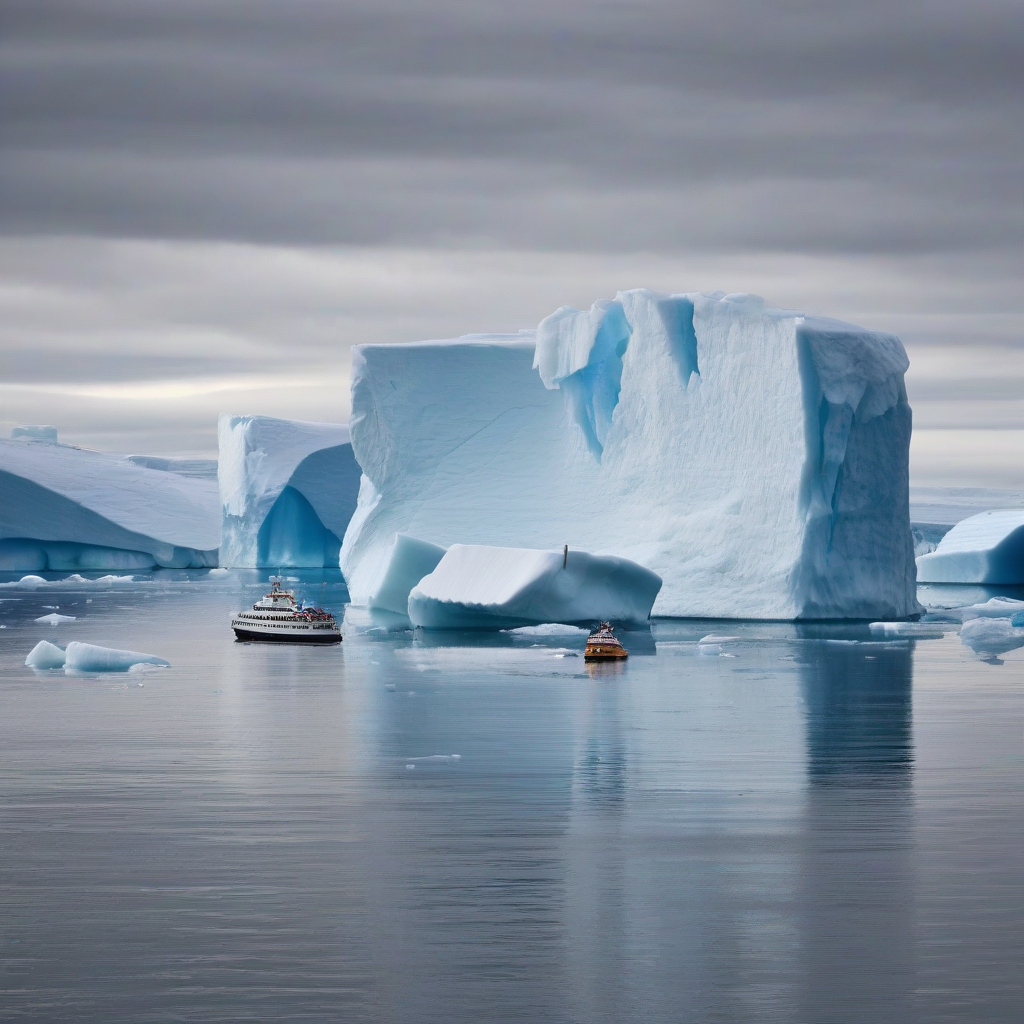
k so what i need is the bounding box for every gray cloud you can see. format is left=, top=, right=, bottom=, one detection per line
left=2, top=0, right=1021, bottom=252
left=0, top=0, right=1021, bottom=481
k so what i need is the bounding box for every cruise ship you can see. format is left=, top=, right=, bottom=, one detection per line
left=231, top=579, right=341, bottom=644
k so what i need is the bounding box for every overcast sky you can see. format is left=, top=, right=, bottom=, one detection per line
left=1, top=0, right=1021, bottom=484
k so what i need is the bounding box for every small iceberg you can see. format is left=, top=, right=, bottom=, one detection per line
left=25, top=640, right=67, bottom=669
left=26, top=640, right=170, bottom=673
left=64, top=641, right=169, bottom=673
left=35, top=612, right=76, bottom=625
left=959, top=617, right=1024, bottom=658
left=869, top=621, right=946, bottom=639
left=408, top=544, right=662, bottom=630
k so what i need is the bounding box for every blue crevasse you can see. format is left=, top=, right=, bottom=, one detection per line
left=534, top=299, right=632, bottom=459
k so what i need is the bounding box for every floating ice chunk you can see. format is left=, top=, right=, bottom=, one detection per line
left=917, top=510, right=1024, bottom=584
left=506, top=623, right=590, bottom=636
left=341, top=290, right=919, bottom=620
left=407, top=544, right=662, bottom=630
left=11, top=424, right=58, bottom=442
left=1, top=573, right=136, bottom=589
left=63, top=641, right=170, bottom=673
left=957, top=597, right=1024, bottom=626
left=0, top=574, right=48, bottom=589
left=35, top=612, right=76, bottom=625
left=367, top=533, right=447, bottom=615
left=405, top=754, right=462, bottom=763
left=218, top=414, right=360, bottom=567
left=25, top=640, right=66, bottom=668
left=699, top=634, right=742, bottom=643
left=207, top=567, right=230, bottom=576
left=869, top=621, right=945, bottom=639
left=959, top=617, right=1024, bottom=657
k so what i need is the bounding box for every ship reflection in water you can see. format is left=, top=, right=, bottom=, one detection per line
left=0, top=573, right=1020, bottom=1023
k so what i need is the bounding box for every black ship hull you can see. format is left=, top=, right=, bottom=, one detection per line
left=233, top=628, right=341, bottom=645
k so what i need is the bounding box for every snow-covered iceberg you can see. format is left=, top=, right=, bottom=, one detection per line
left=367, top=533, right=447, bottom=615
left=407, top=544, right=662, bottom=629
left=341, top=291, right=919, bottom=619
left=0, top=437, right=220, bottom=571
left=218, top=414, right=361, bottom=567
left=916, top=510, right=1024, bottom=584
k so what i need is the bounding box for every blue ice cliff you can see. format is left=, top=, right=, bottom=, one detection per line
left=340, top=290, right=920, bottom=620
left=0, top=433, right=219, bottom=570
left=218, top=414, right=361, bottom=567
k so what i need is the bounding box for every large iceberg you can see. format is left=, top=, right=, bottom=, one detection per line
left=0, top=437, right=219, bottom=570
left=408, top=544, right=662, bottom=629
left=341, top=291, right=919, bottom=620
left=916, top=510, right=1024, bottom=584
left=218, top=414, right=362, bottom=567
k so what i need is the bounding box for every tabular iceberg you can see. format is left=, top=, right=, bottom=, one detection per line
left=218, top=415, right=362, bottom=567
left=407, top=544, right=662, bottom=629
left=0, top=437, right=219, bottom=571
left=341, top=290, right=919, bottom=620
left=916, top=510, right=1024, bottom=584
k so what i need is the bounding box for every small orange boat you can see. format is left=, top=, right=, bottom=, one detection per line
left=584, top=622, right=628, bottom=661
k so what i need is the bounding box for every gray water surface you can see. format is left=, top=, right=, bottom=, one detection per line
left=0, top=571, right=1021, bottom=1022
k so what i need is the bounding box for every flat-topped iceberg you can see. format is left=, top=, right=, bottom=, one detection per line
left=218, top=414, right=361, bottom=567
left=341, top=290, right=919, bottom=619
left=916, top=510, right=1024, bottom=584
left=407, top=544, right=662, bottom=629
left=0, top=438, right=219, bottom=571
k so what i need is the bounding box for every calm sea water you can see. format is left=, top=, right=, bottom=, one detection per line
left=0, top=570, right=1021, bottom=1023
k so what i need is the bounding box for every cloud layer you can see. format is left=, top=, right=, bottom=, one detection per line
left=0, top=0, right=1021, bottom=482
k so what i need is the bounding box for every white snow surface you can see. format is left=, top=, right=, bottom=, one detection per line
left=342, top=290, right=919, bottom=619
left=367, top=533, right=447, bottom=615
left=916, top=509, right=1024, bottom=584
left=218, top=414, right=361, bottom=567
left=407, top=543, right=662, bottom=629
left=0, top=438, right=219, bottom=570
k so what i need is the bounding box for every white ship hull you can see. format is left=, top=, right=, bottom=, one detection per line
left=231, top=617, right=341, bottom=644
